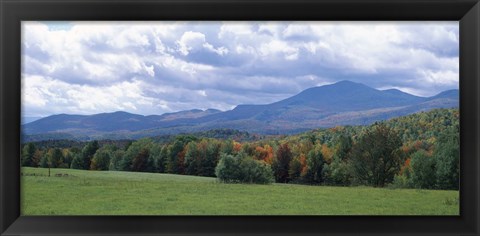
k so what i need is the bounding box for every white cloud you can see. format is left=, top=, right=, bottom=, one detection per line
left=106, top=27, right=150, bottom=48
left=376, top=86, right=428, bottom=97
left=417, top=69, right=459, bottom=86
left=282, top=24, right=312, bottom=38
left=22, top=21, right=459, bottom=116
left=22, top=74, right=158, bottom=116
left=177, top=31, right=206, bottom=55
left=203, top=43, right=229, bottom=56
left=197, top=90, right=207, bottom=97
left=177, top=31, right=229, bottom=56
left=259, top=40, right=299, bottom=60
left=144, top=64, right=155, bottom=77
left=218, top=23, right=253, bottom=39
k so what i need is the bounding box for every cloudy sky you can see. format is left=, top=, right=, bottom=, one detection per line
left=22, top=21, right=459, bottom=117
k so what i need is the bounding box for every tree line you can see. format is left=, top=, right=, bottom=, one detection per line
left=21, top=108, right=460, bottom=190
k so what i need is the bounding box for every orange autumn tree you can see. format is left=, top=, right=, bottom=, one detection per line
left=321, top=144, right=333, bottom=164
left=299, top=154, right=308, bottom=176
left=399, top=158, right=411, bottom=175
left=232, top=141, right=242, bottom=153
left=254, top=144, right=274, bottom=164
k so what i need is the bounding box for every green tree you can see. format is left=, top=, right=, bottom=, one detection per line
left=323, top=156, right=351, bottom=186
left=71, top=141, right=100, bottom=170
left=302, top=145, right=324, bottom=184
left=240, top=142, right=256, bottom=156
left=47, top=148, right=64, bottom=168
left=409, top=150, right=436, bottom=189
left=70, top=153, right=83, bottom=169
left=200, top=139, right=221, bottom=177
left=62, top=150, right=74, bottom=168
left=221, top=139, right=234, bottom=155
left=184, top=141, right=200, bottom=175
left=157, top=145, right=169, bottom=173
left=120, top=138, right=153, bottom=172
left=215, top=153, right=274, bottom=184
left=32, top=149, right=44, bottom=167
left=150, top=144, right=167, bottom=173
left=39, top=154, right=49, bottom=168
left=21, top=143, right=37, bottom=167
left=350, top=123, right=403, bottom=187
left=109, top=149, right=125, bottom=171
left=90, top=148, right=112, bottom=170
left=434, top=127, right=459, bottom=190
left=334, top=134, right=352, bottom=161
left=166, top=135, right=196, bottom=174
left=288, top=157, right=303, bottom=182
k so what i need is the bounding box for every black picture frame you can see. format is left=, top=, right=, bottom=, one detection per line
left=1, top=0, right=479, bottom=235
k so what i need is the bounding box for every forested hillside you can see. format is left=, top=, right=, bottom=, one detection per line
left=21, top=108, right=459, bottom=190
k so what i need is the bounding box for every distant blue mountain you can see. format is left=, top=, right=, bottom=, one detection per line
left=429, top=89, right=459, bottom=99
left=23, top=80, right=459, bottom=140
left=22, top=116, right=43, bottom=124
left=23, top=109, right=221, bottom=135
left=271, top=80, right=425, bottom=111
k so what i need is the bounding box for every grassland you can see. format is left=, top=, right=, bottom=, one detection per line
left=21, top=167, right=459, bottom=215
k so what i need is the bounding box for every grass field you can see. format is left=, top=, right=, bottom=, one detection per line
left=21, top=167, right=459, bottom=215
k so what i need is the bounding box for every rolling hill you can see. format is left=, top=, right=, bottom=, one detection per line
left=23, top=80, right=459, bottom=140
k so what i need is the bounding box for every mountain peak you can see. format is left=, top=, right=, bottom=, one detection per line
left=205, top=108, right=222, bottom=113
left=270, top=80, right=426, bottom=112
left=93, top=111, right=143, bottom=118
left=110, top=111, right=136, bottom=115
left=382, top=88, right=402, bottom=93
left=381, top=88, right=423, bottom=98
left=333, top=80, right=360, bottom=85
left=431, top=89, right=459, bottom=99
left=301, top=80, right=373, bottom=95
left=322, top=80, right=372, bottom=90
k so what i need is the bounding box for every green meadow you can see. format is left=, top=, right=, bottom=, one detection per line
left=21, top=167, right=459, bottom=215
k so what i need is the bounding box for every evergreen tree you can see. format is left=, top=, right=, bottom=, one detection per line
left=21, top=143, right=37, bottom=167
left=47, top=148, right=64, bottom=168
left=70, top=153, right=83, bottom=169
left=39, top=154, right=49, bottom=168
left=78, top=141, right=99, bottom=170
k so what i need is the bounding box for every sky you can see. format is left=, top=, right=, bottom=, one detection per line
left=21, top=21, right=459, bottom=117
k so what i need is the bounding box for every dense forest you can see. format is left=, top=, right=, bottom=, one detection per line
left=21, top=108, right=459, bottom=190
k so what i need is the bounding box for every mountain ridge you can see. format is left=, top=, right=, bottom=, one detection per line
left=23, top=80, right=459, bottom=140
